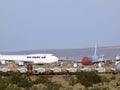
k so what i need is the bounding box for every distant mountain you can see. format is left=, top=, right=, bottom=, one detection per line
left=1, top=46, right=120, bottom=61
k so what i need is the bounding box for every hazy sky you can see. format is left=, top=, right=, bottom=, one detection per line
left=0, top=0, right=120, bottom=52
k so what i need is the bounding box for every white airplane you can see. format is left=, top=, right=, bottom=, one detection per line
left=0, top=54, right=59, bottom=65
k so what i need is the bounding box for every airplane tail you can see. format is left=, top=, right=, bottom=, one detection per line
left=92, top=45, right=105, bottom=62
left=94, top=45, right=97, bottom=56
left=92, top=45, right=98, bottom=61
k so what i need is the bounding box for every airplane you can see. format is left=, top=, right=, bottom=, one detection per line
left=81, top=45, right=104, bottom=65
left=0, top=54, right=59, bottom=65
left=116, top=55, right=120, bottom=60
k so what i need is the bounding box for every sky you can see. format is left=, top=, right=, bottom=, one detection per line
left=0, top=0, right=120, bottom=52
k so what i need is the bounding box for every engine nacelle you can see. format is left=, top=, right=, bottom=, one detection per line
left=18, top=61, right=24, bottom=66
left=115, top=63, right=120, bottom=72
left=1, top=60, right=6, bottom=65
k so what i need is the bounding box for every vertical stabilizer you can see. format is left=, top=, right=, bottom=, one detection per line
left=94, top=45, right=97, bottom=56
left=92, top=45, right=98, bottom=61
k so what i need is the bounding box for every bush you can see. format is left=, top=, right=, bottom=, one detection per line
left=101, top=76, right=110, bottom=82
left=6, top=85, right=21, bottom=90
left=33, top=76, right=61, bottom=90
left=10, top=73, right=33, bottom=88
left=33, top=76, right=51, bottom=84
left=47, top=82, right=61, bottom=90
left=110, top=76, right=116, bottom=80
left=0, top=76, right=9, bottom=90
left=63, top=75, right=76, bottom=86
left=76, top=72, right=101, bottom=87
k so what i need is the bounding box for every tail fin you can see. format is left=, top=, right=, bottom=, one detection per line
left=94, top=45, right=97, bottom=56
left=92, top=45, right=98, bottom=61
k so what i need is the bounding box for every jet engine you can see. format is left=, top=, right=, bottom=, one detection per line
left=18, top=61, right=24, bottom=66
left=115, top=63, right=120, bottom=72
left=1, top=60, right=6, bottom=65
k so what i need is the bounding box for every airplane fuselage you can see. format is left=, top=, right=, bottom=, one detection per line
left=0, top=54, right=59, bottom=65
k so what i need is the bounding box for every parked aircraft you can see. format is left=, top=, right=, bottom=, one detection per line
left=116, top=55, right=120, bottom=60
left=81, top=45, right=104, bottom=65
left=0, top=54, right=58, bottom=65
